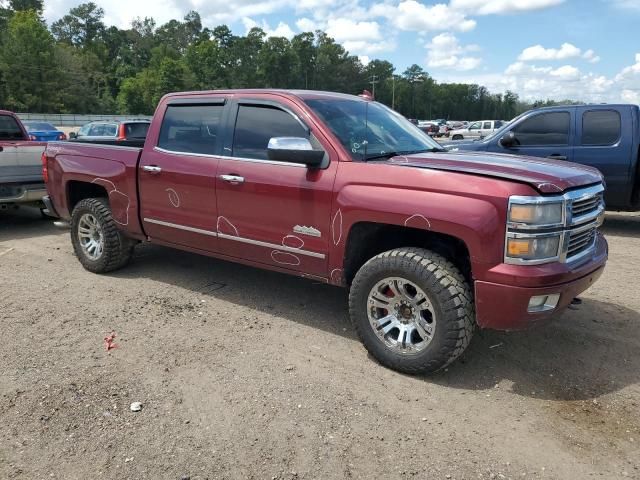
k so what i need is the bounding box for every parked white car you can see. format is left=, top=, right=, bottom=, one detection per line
left=449, top=120, right=505, bottom=140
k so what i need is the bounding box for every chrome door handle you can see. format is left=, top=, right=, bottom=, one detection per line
left=142, top=165, right=162, bottom=174
left=220, top=174, right=244, bottom=184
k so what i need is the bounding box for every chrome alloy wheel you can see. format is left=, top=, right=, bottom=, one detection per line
left=77, top=213, right=104, bottom=260
left=367, top=277, right=437, bottom=354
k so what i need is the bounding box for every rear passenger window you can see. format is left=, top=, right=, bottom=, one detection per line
left=158, top=104, right=224, bottom=155
left=233, top=105, right=307, bottom=160
left=125, top=123, right=150, bottom=139
left=581, top=110, right=621, bottom=146
left=513, top=112, right=570, bottom=146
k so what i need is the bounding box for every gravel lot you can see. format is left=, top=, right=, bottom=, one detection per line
left=1, top=207, right=639, bottom=480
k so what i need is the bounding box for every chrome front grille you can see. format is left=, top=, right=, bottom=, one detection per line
left=567, top=225, right=597, bottom=259
left=564, top=185, right=605, bottom=262
left=571, top=193, right=603, bottom=219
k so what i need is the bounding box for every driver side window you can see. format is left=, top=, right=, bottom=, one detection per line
left=232, top=105, right=309, bottom=161
left=469, top=122, right=481, bottom=130
left=513, top=112, right=570, bottom=146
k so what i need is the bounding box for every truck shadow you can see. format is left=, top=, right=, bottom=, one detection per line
left=434, top=299, right=640, bottom=400
left=111, top=243, right=639, bottom=401
left=0, top=207, right=65, bottom=242
left=602, top=211, right=640, bottom=238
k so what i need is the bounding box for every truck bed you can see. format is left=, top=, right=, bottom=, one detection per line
left=44, top=141, right=144, bottom=233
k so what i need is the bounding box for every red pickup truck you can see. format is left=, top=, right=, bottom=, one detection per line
left=43, top=89, right=608, bottom=374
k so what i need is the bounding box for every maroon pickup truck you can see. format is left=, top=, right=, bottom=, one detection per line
left=43, top=89, right=608, bottom=374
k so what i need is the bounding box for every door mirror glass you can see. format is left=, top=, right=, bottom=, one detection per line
left=267, top=137, right=324, bottom=167
left=500, top=130, right=517, bottom=147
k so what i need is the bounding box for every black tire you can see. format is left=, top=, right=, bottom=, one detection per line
left=452, top=134, right=463, bottom=141
left=70, top=197, right=134, bottom=273
left=349, top=248, right=475, bottom=374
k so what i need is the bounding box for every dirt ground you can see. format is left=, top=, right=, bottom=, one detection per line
left=1, top=207, right=639, bottom=480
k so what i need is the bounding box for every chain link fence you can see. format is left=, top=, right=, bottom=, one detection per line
left=16, top=113, right=152, bottom=127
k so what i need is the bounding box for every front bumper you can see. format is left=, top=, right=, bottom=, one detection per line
left=474, top=234, right=607, bottom=330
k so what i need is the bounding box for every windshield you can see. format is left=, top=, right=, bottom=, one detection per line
left=305, top=98, right=443, bottom=160
left=23, top=122, right=57, bottom=131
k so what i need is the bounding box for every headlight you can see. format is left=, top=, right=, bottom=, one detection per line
left=508, top=202, right=563, bottom=227
left=506, top=235, right=561, bottom=262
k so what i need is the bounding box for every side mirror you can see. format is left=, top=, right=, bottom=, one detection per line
left=267, top=137, right=325, bottom=167
left=500, top=130, right=517, bottom=148
left=69, top=132, right=77, bottom=140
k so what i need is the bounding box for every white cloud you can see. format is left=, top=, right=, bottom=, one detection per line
left=614, top=53, right=640, bottom=104
left=435, top=51, right=640, bottom=104
left=359, top=55, right=371, bottom=66
left=324, top=18, right=396, bottom=55
left=295, top=17, right=317, bottom=32
left=549, top=64, right=580, bottom=80
left=621, top=90, right=640, bottom=104
left=450, top=0, right=565, bottom=15
left=518, top=42, right=581, bottom=61
left=381, top=1, right=477, bottom=33
left=582, top=49, right=600, bottom=63
left=242, top=17, right=295, bottom=38
left=425, top=33, right=482, bottom=71
left=325, top=18, right=382, bottom=42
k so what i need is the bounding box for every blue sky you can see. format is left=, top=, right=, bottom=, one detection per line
left=44, top=0, right=640, bottom=103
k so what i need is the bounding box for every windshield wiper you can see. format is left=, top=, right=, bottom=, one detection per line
left=364, top=148, right=444, bottom=161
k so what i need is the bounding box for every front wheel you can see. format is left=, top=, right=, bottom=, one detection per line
left=71, top=198, right=134, bottom=273
left=349, top=248, right=475, bottom=374
left=452, top=134, right=463, bottom=140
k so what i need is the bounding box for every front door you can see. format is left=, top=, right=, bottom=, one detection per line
left=501, top=109, right=574, bottom=162
left=467, top=121, right=482, bottom=139
left=215, top=98, right=337, bottom=277
left=138, top=99, right=227, bottom=251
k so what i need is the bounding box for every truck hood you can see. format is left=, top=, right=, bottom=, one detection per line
left=380, top=151, right=602, bottom=194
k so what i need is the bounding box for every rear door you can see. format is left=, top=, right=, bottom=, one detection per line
left=215, top=95, right=337, bottom=277
left=138, top=97, right=228, bottom=251
left=574, top=107, right=630, bottom=207
left=502, top=109, right=574, bottom=162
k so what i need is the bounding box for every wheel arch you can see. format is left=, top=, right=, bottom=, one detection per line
left=341, top=222, right=472, bottom=287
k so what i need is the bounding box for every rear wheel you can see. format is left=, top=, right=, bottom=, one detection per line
left=349, top=248, right=474, bottom=374
left=71, top=198, right=134, bottom=273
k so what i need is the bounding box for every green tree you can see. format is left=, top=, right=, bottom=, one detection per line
left=51, top=2, right=105, bottom=48
left=0, top=10, right=61, bottom=111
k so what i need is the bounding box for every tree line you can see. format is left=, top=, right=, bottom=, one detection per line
left=0, top=0, right=579, bottom=119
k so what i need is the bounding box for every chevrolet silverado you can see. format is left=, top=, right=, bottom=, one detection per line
left=42, top=90, right=608, bottom=374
